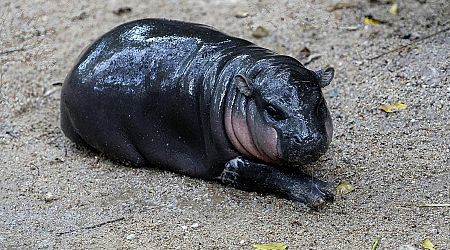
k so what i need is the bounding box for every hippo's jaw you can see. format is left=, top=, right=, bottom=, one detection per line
left=224, top=94, right=280, bottom=163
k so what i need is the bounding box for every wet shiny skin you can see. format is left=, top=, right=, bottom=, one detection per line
left=61, top=18, right=332, bottom=179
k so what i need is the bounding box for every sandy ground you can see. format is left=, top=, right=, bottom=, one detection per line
left=1, top=0, right=449, bottom=249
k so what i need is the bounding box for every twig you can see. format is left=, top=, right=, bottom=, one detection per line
left=368, top=27, right=450, bottom=60
left=417, top=203, right=450, bottom=207
left=0, top=47, right=27, bottom=56
left=56, top=216, right=125, bottom=236
left=304, top=54, right=322, bottom=66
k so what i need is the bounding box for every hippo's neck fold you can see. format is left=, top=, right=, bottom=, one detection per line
left=203, top=45, right=280, bottom=163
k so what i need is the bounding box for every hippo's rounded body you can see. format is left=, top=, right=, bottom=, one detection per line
left=61, top=19, right=335, bottom=207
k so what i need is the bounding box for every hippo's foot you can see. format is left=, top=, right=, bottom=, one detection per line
left=219, top=157, right=334, bottom=208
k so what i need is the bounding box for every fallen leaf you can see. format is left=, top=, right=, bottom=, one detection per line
left=389, top=3, right=399, bottom=16
left=252, top=26, right=269, bottom=38
left=379, top=102, right=407, bottom=113
left=371, top=238, right=380, bottom=250
left=422, top=238, right=436, bottom=250
left=336, top=181, right=354, bottom=195
left=364, top=15, right=384, bottom=25
left=252, top=242, right=287, bottom=250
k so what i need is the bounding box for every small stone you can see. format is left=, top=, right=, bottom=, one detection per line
left=43, top=192, right=57, bottom=202
left=421, top=65, right=440, bottom=85
left=235, top=12, right=249, bottom=18
left=190, top=223, right=199, bottom=228
left=397, top=244, right=417, bottom=250
left=239, top=240, right=245, bottom=244
left=297, top=47, right=311, bottom=60
left=113, top=7, right=132, bottom=16
left=252, top=26, right=269, bottom=38
left=328, top=88, right=339, bottom=98
left=181, top=225, right=188, bottom=230
left=126, top=234, right=136, bottom=240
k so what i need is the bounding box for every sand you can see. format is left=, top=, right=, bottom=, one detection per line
left=1, top=0, right=449, bottom=249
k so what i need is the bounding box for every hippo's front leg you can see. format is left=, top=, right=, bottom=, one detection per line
left=218, top=157, right=335, bottom=208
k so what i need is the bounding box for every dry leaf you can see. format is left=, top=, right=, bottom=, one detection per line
left=336, top=181, right=354, bottom=195
left=252, top=26, right=269, bottom=38
left=379, top=102, right=407, bottom=113
left=364, top=15, right=384, bottom=25
left=252, top=242, right=287, bottom=250
left=422, top=238, right=436, bottom=250
left=389, top=3, right=399, bottom=16
left=371, top=238, right=380, bottom=250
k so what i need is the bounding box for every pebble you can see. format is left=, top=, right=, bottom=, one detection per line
left=43, top=192, right=57, bottom=202
left=328, top=88, right=339, bottom=98
left=420, top=65, right=440, bottom=85
left=190, top=223, right=199, bottom=228
left=126, top=234, right=136, bottom=240
left=235, top=12, right=249, bottom=18
left=252, top=26, right=269, bottom=38
left=397, top=245, right=417, bottom=250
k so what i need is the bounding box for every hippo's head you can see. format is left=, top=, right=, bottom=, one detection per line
left=224, top=62, right=334, bottom=166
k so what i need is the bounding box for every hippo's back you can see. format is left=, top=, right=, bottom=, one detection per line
left=69, top=19, right=248, bottom=94
left=61, top=19, right=252, bottom=175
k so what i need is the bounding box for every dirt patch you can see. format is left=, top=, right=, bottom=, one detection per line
left=1, top=0, right=449, bottom=249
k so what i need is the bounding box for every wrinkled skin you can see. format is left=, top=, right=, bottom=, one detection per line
left=61, top=19, right=335, bottom=207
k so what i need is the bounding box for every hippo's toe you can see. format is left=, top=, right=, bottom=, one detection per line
left=286, top=175, right=335, bottom=208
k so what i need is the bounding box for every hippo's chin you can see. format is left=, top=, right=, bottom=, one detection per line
left=296, top=154, right=322, bottom=165
left=282, top=150, right=327, bottom=166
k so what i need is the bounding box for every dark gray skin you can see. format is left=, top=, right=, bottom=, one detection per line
left=61, top=19, right=335, bottom=207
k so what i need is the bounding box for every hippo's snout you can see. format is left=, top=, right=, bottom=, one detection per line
left=283, top=131, right=330, bottom=165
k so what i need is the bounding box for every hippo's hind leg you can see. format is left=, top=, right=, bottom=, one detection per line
left=61, top=103, right=147, bottom=167
left=60, top=103, right=89, bottom=147
left=218, top=157, right=335, bottom=208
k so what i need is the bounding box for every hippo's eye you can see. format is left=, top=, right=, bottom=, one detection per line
left=265, top=105, right=286, bottom=121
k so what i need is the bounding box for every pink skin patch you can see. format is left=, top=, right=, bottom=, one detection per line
left=256, top=125, right=279, bottom=162
left=224, top=107, right=250, bottom=156
left=246, top=103, right=279, bottom=163
left=224, top=103, right=280, bottom=163
left=232, top=109, right=266, bottom=160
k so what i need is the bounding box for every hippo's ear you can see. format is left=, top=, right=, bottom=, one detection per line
left=234, top=74, right=253, bottom=97
left=315, top=67, right=334, bottom=88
